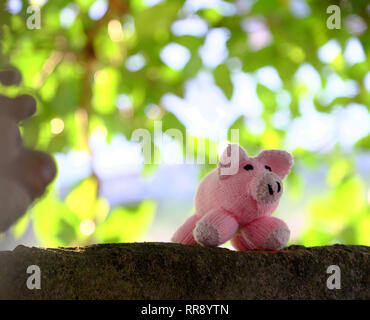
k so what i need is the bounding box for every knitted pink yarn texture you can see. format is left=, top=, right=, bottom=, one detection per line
left=172, top=144, right=293, bottom=251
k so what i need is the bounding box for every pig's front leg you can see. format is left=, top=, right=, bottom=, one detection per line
left=172, top=214, right=201, bottom=245
left=193, top=209, right=239, bottom=247
left=231, top=216, right=290, bottom=251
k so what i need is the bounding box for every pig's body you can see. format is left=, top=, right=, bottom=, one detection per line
left=172, top=145, right=293, bottom=251
left=195, top=169, right=279, bottom=226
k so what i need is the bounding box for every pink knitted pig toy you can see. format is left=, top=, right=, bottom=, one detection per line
left=172, top=144, right=293, bottom=251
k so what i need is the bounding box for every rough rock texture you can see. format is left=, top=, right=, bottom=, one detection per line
left=0, top=243, right=369, bottom=299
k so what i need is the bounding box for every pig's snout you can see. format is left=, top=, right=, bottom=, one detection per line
left=254, top=172, right=282, bottom=204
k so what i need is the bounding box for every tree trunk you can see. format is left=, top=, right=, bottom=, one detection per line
left=0, top=243, right=369, bottom=299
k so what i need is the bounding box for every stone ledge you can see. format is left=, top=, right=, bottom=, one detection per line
left=0, top=243, right=369, bottom=299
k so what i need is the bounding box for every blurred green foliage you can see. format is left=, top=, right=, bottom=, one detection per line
left=0, top=0, right=369, bottom=247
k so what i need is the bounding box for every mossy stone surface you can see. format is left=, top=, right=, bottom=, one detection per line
left=0, top=243, right=369, bottom=299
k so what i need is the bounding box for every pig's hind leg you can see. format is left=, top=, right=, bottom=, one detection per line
left=231, top=216, right=290, bottom=251
left=171, top=214, right=201, bottom=245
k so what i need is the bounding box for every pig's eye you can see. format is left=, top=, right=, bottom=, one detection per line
left=265, top=165, right=272, bottom=171
left=243, top=164, right=254, bottom=171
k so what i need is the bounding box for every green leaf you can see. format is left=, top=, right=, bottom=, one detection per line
left=355, top=134, right=370, bottom=150
left=214, top=64, right=233, bottom=100
left=93, top=67, right=120, bottom=115
left=257, top=84, right=276, bottom=115
left=95, top=200, right=156, bottom=243
left=65, top=178, right=98, bottom=220
left=56, top=219, right=77, bottom=245
left=135, top=1, right=182, bottom=39
left=32, top=189, right=80, bottom=247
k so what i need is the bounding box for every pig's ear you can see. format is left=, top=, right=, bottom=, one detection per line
left=218, top=144, right=248, bottom=180
left=256, top=149, right=293, bottom=179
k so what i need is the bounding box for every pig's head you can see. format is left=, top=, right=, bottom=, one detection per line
left=218, top=144, right=293, bottom=205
